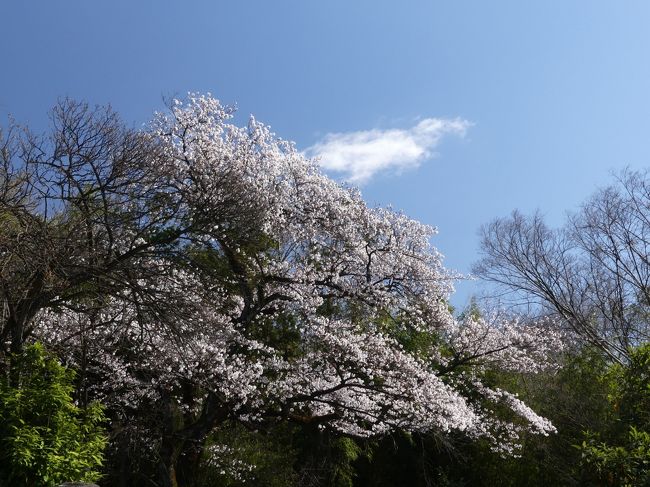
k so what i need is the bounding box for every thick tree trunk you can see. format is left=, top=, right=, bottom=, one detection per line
left=176, top=441, right=206, bottom=487
left=157, top=449, right=181, bottom=487
left=157, top=392, right=229, bottom=487
left=7, top=315, right=26, bottom=387
left=158, top=395, right=184, bottom=487
left=8, top=316, right=23, bottom=355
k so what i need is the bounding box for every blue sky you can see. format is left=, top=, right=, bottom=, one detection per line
left=3, top=1, right=650, bottom=306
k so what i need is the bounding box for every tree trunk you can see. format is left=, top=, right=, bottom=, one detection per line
left=157, top=392, right=229, bottom=487
left=158, top=395, right=184, bottom=487
left=157, top=451, right=181, bottom=487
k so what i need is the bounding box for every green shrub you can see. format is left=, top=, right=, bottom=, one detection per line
left=580, top=427, right=650, bottom=487
left=578, top=344, right=650, bottom=486
left=0, top=343, right=107, bottom=486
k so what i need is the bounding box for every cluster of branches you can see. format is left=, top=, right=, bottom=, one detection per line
left=475, top=170, right=650, bottom=363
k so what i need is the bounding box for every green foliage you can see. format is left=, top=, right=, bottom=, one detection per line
left=0, top=343, right=107, bottom=487
left=607, top=344, right=650, bottom=427
left=379, top=345, right=648, bottom=487
left=580, top=427, right=650, bottom=487
left=577, top=344, right=650, bottom=486
left=329, top=437, right=362, bottom=487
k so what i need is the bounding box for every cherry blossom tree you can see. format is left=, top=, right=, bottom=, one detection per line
left=2, top=95, right=563, bottom=487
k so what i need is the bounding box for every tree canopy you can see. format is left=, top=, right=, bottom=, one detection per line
left=1, top=95, right=563, bottom=486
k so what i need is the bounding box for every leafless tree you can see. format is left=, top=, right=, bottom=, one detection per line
left=0, top=99, right=199, bottom=360
left=474, top=170, right=650, bottom=363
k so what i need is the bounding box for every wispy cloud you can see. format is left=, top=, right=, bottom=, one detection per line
left=305, top=118, right=470, bottom=184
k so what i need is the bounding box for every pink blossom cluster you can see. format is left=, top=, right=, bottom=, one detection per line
left=33, top=94, right=563, bottom=467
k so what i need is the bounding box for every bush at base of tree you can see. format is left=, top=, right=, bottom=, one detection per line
left=0, top=343, right=107, bottom=487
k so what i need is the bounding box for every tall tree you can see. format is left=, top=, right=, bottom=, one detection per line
left=474, top=170, right=650, bottom=363
left=2, top=95, right=562, bottom=486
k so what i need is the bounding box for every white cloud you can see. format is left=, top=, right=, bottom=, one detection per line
left=305, top=118, right=470, bottom=184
